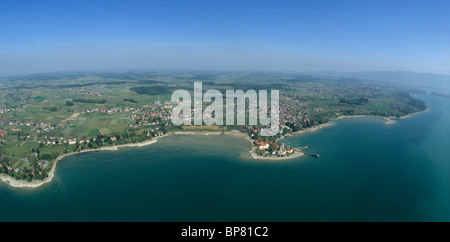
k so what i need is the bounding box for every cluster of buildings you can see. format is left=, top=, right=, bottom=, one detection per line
left=0, top=160, right=46, bottom=175
left=67, top=87, right=102, bottom=97
left=130, top=110, right=171, bottom=128
left=0, top=121, right=64, bottom=144
left=79, top=106, right=135, bottom=114
left=253, top=139, right=294, bottom=156
left=39, top=136, right=68, bottom=145
left=0, top=130, right=7, bottom=144
left=0, top=106, right=14, bottom=114
left=278, top=96, right=313, bottom=129
left=0, top=163, right=18, bottom=172
left=0, top=117, right=64, bottom=132
left=38, top=136, right=98, bottom=145
left=36, top=123, right=65, bottom=133
left=129, top=102, right=172, bottom=128
left=77, top=90, right=102, bottom=97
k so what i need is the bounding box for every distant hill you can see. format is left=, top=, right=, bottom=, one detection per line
left=320, top=71, right=450, bottom=89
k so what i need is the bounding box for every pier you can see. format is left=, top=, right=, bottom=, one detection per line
left=303, top=152, right=320, bottom=158
left=295, top=145, right=320, bottom=158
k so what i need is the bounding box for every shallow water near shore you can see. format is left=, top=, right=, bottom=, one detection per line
left=0, top=94, right=449, bottom=221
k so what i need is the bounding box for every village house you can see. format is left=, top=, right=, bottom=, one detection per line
left=38, top=160, right=47, bottom=168
left=255, top=140, right=270, bottom=150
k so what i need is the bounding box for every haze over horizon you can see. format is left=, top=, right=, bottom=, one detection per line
left=1, top=0, right=449, bottom=76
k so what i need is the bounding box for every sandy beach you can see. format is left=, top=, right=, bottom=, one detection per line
left=172, top=131, right=223, bottom=135
left=333, top=114, right=397, bottom=125
left=286, top=122, right=335, bottom=137
left=332, top=108, right=428, bottom=125
left=399, top=107, right=429, bottom=119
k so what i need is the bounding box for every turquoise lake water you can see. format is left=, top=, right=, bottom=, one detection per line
left=0, top=94, right=448, bottom=221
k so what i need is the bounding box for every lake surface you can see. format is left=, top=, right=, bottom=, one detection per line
left=0, top=94, right=449, bottom=221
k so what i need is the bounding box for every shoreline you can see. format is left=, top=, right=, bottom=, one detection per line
left=173, top=130, right=255, bottom=144
left=1, top=108, right=428, bottom=188
left=287, top=107, right=430, bottom=137
left=332, top=114, right=398, bottom=125
left=399, top=107, right=429, bottom=119
left=0, top=137, right=163, bottom=188
left=249, top=148, right=304, bottom=160
left=285, top=122, right=335, bottom=137
left=279, top=107, right=429, bottom=141
left=174, top=130, right=304, bottom=161
left=0, top=132, right=249, bottom=188
left=332, top=107, right=429, bottom=125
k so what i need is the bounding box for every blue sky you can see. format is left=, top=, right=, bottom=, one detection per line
left=0, top=0, right=449, bottom=76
